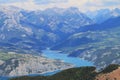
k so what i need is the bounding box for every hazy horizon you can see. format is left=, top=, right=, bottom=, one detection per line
left=0, top=0, right=120, bottom=12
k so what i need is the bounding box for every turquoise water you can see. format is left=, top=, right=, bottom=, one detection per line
left=42, top=49, right=93, bottom=67
left=39, top=49, right=94, bottom=76
left=1, top=49, right=93, bottom=79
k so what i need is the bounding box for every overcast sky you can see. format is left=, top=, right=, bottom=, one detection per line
left=0, top=0, right=120, bottom=11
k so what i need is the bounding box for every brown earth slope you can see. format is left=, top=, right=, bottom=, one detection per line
left=96, top=67, right=120, bottom=80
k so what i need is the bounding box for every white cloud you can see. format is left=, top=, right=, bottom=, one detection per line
left=1, top=0, right=120, bottom=11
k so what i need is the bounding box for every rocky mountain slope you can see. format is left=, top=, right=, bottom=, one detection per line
left=52, top=17, right=120, bottom=68
left=0, top=6, right=93, bottom=54
left=0, top=52, right=73, bottom=76
left=86, top=8, right=120, bottom=23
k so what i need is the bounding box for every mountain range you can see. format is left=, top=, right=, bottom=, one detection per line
left=0, top=5, right=120, bottom=78
left=86, top=8, right=120, bottom=23
left=0, top=6, right=93, bottom=54
left=52, top=16, right=120, bottom=68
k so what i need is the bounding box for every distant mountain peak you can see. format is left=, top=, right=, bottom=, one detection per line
left=86, top=8, right=120, bottom=23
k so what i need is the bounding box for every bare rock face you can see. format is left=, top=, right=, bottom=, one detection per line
left=0, top=60, right=4, bottom=65
left=0, top=54, right=73, bottom=76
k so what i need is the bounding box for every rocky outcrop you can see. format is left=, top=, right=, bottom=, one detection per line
left=0, top=53, right=73, bottom=76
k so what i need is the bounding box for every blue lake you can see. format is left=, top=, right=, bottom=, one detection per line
left=36, top=49, right=93, bottom=76
left=1, top=49, right=93, bottom=80
left=42, top=49, right=93, bottom=68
